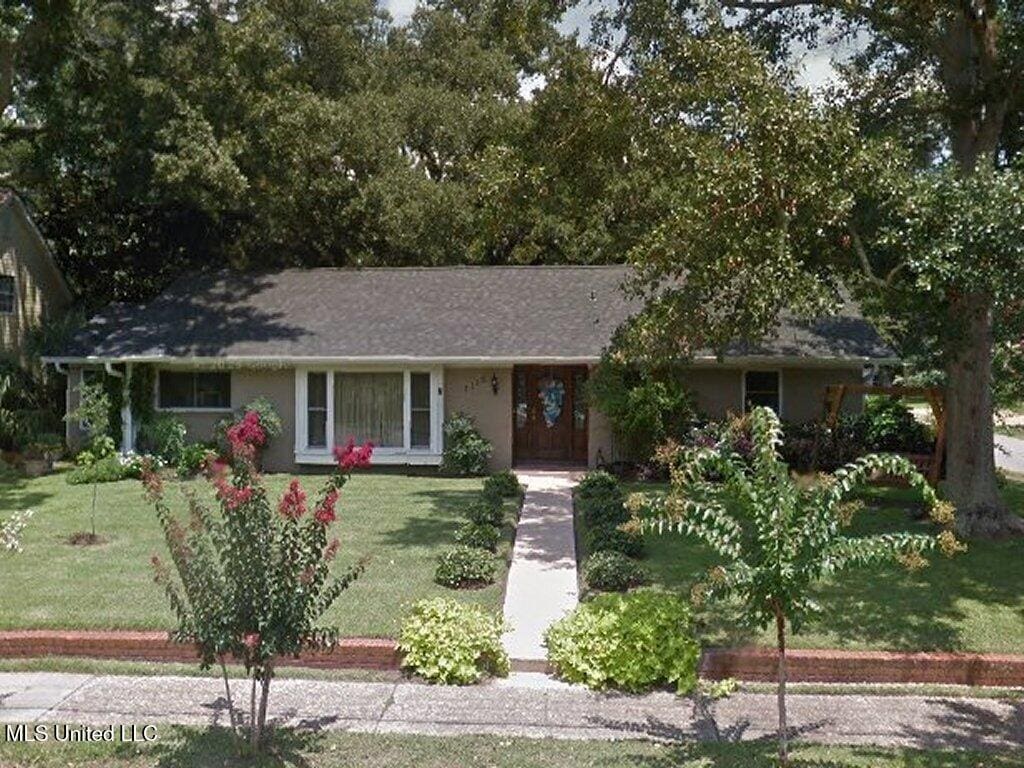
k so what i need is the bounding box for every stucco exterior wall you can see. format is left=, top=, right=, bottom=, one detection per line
left=233, top=368, right=296, bottom=472
left=0, top=201, right=71, bottom=355
left=780, top=366, right=864, bottom=422
left=443, top=366, right=513, bottom=471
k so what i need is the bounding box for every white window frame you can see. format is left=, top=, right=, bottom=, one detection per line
left=154, top=369, right=233, bottom=413
left=0, top=274, right=15, bottom=315
left=294, top=366, right=444, bottom=465
left=741, top=369, right=784, bottom=417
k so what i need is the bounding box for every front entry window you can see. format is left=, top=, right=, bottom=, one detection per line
left=335, top=372, right=404, bottom=448
left=299, top=369, right=440, bottom=460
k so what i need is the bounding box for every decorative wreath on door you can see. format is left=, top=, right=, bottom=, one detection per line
left=538, top=378, right=565, bottom=428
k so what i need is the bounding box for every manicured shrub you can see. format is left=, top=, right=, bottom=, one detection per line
left=434, top=545, right=496, bottom=588
left=862, top=396, right=932, bottom=453
left=454, top=521, right=501, bottom=552
left=176, top=443, right=217, bottom=478
left=544, top=590, right=700, bottom=693
left=578, top=493, right=628, bottom=529
left=399, top=598, right=509, bottom=684
left=583, top=551, right=649, bottom=592
left=483, top=470, right=521, bottom=498
left=465, top=496, right=504, bottom=527
left=66, top=454, right=132, bottom=485
left=575, top=470, right=621, bottom=500
left=585, top=523, right=644, bottom=558
left=440, top=413, right=493, bottom=476
left=138, top=414, right=187, bottom=463
left=214, top=397, right=283, bottom=453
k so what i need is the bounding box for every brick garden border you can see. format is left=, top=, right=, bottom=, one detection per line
left=0, top=630, right=400, bottom=671
left=3, top=631, right=1024, bottom=686
left=700, top=647, right=1024, bottom=688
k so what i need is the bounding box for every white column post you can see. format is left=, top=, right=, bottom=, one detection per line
left=121, top=363, right=134, bottom=455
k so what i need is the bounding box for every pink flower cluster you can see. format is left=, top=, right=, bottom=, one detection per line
left=227, top=411, right=266, bottom=462
left=334, top=438, right=374, bottom=471
left=314, top=489, right=338, bottom=525
left=207, top=457, right=254, bottom=511
left=278, top=479, right=307, bottom=520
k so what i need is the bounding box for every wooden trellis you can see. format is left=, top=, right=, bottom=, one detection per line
left=822, top=384, right=946, bottom=486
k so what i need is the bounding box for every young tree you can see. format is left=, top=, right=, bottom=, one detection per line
left=627, top=407, right=964, bottom=765
left=145, top=411, right=373, bottom=752
left=66, top=381, right=114, bottom=541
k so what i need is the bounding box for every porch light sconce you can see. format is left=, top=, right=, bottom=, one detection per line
left=491, top=373, right=499, bottom=396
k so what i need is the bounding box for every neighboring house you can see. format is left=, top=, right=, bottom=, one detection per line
left=0, top=190, right=72, bottom=357
left=46, top=266, right=894, bottom=471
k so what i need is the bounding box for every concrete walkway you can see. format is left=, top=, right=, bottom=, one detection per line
left=994, top=432, right=1024, bottom=474
left=1, top=672, right=1022, bottom=751
left=501, top=471, right=580, bottom=664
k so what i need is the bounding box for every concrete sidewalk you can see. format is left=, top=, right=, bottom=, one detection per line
left=501, top=471, right=580, bottom=664
left=0, top=671, right=1022, bottom=751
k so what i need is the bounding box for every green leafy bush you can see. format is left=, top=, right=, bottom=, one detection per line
left=176, top=443, right=216, bottom=478
left=215, top=397, right=283, bottom=452
left=399, top=598, right=509, bottom=684
left=465, top=496, right=504, bottom=527
left=483, top=470, right=521, bottom=498
left=578, top=493, right=628, bottom=529
left=575, top=470, right=621, bottom=500
left=862, top=397, right=932, bottom=453
left=139, top=414, right=187, bottom=463
left=544, top=590, right=700, bottom=693
left=67, top=454, right=132, bottom=485
left=585, top=523, right=644, bottom=558
left=586, top=357, right=698, bottom=461
left=583, top=551, right=649, bottom=592
left=454, top=521, right=501, bottom=552
left=440, top=413, right=492, bottom=476
left=434, top=545, right=496, bottom=588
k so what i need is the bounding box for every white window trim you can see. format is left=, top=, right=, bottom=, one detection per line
left=154, top=369, right=233, bottom=413
left=294, top=366, right=444, bottom=465
left=741, top=368, right=784, bottom=417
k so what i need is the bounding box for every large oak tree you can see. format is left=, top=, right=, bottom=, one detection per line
left=606, top=0, right=1024, bottom=536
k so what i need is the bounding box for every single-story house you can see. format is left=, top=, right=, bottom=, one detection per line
left=0, top=190, right=73, bottom=358
left=46, top=266, right=894, bottom=471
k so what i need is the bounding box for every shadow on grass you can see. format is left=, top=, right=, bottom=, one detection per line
left=376, top=488, right=480, bottom=550
left=0, top=467, right=55, bottom=512
left=119, top=726, right=326, bottom=768
left=637, top=487, right=1024, bottom=653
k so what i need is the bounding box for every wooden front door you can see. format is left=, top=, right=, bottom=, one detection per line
left=513, top=365, right=588, bottom=464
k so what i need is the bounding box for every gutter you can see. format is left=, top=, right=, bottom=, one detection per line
left=41, top=354, right=901, bottom=368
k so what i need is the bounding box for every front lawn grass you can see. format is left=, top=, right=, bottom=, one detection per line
left=603, top=481, right=1024, bottom=654
left=0, top=728, right=1019, bottom=767
left=0, top=471, right=517, bottom=638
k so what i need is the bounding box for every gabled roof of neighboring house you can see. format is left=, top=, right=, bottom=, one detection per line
left=0, top=189, right=73, bottom=303
left=49, top=266, right=895, bottom=364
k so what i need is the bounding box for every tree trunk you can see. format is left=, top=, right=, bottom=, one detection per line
left=944, top=294, right=1024, bottom=538
left=775, top=607, right=788, bottom=765
left=253, top=665, right=273, bottom=752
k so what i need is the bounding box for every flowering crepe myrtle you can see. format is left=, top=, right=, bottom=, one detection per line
left=142, top=410, right=373, bottom=752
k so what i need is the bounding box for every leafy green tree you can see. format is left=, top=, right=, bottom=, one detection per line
left=601, top=0, right=1024, bottom=535
left=65, top=381, right=114, bottom=541
left=147, top=411, right=371, bottom=753
left=627, top=407, right=964, bottom=765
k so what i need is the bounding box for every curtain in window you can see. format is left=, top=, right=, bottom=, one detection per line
left=335, top=373, right=403, bottom=447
